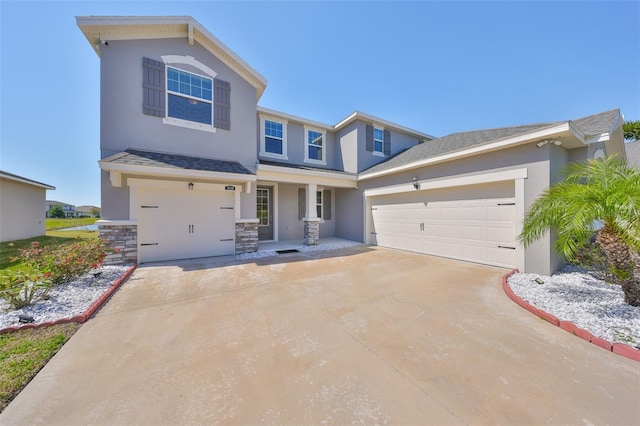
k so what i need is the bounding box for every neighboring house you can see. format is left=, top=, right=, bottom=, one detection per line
left=46, top=200, right=80, bottom=218
left=77, top=16, right=627, bottom=275
left=0, top=171, right=55, bottom=242
left=76, top=205, right=101, bottom=217
left=625, top=140, right=640, bottom=168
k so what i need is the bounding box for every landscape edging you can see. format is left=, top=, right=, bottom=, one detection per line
left=502, top=269, right=639, bottom=362
left=0, top=264, right=137, bottom=335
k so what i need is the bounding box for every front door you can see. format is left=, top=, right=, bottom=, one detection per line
left=257, top=186, right=273, bottom=240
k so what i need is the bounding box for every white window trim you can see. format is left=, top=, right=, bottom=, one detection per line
left=373, top=125, right=385, bottom=156
left=259, top=115, right=288, bottom=160
left=161, top=55, right=217, bottom=133
left=304, top=126, right=327, bottom=165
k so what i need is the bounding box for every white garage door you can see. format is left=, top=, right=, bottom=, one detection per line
left=371, top=197, right=516, bottom=268
left=139, top=188, right=235, bottom=263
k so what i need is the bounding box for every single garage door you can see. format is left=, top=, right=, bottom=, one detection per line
left=371, top=196, right=516, bottom=268
left=139, top=188, right=235, bottom=263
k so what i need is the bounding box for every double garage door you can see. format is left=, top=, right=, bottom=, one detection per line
left=371, top=191, right=517, bottom=268
left=138, top=188, right=235, bottom=263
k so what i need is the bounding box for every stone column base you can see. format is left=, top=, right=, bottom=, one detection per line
left=97, top=221, right=138, bottom=265
left=236, top=219, right=259, bottom=254
left=303, top=218, right=321, bottom=246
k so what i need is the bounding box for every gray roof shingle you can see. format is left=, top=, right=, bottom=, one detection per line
left=362, top=109, right=621, bottom=176
left=258, top=159, right=356, bottom=176
left=571, top=109, right=620, bottom=137
left=103, top=149, right=254, bottom=175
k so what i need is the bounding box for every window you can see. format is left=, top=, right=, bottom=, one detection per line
left=166, top=67, right=213, bottom=126
left=373, top=127, right=384, bottom=154
left=316, top=191, right=323, bottom=219
left=260, top=116, right=288, bottom=159
left=257, top=188, right=270, bottom=226
left=304, top=127, right=326, bottom=165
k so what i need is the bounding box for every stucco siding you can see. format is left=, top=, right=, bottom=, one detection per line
left=100, top=38, right=258, bottom=167
left=336, top=122, right=359, bottom=173
left=276, top=183, right=335, bottom=241
left=358, top=126, right=421, bottom=173
left=0, top=179, right=47, bottom=242
left=626, top=140, right=640, bottom=168
left=99, top=37, right=259, bottom=221
left=277, top=183, right=304, bottom=241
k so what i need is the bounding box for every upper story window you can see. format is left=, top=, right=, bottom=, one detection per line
left=304, top=127, right=327, bottom=165
left=366, top=124, right=390, bottom=157
left=373, top=127, right=384, bottom=155
left=260, top=116, right=288, bottom=160
left=142, top=55, right=231, bottom=133
left=166, top=67, right=213, bottom=126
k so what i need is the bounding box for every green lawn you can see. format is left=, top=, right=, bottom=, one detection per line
left=0, top=323, right=80, bottom=412
left=0, top=230, right=100, bottom=412
left=1, top=232, right=98, bottom=271
left=45, top=217, right=98, bottom=231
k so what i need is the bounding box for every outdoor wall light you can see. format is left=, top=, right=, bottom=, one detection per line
left=412, top=177, right=420, bottom=190
left=188, top=182, right=194, bottom=190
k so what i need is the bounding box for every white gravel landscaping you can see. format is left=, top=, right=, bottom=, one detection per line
left=0, top=265, right=131, bottom=330
left=508, top=265, right=640, bottom=348
left=236, top=240, right=362, bottom=260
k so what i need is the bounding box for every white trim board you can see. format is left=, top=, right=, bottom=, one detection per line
left=363, top=168, right=528, bottom=197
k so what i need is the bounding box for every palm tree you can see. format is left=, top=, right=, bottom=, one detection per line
left=520, top=155, right=640, bottom=306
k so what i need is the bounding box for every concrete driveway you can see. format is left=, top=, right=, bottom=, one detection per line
left=2, top=246, right=639, bottom=425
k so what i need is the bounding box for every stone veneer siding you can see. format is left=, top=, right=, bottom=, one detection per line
left=99, top=224, right=137, bottom=265
left=235, top=221, right=258, bottom=254
left=303, top=219, right=320, bottom=246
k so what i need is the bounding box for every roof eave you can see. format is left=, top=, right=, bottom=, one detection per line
left=98, top=161, right=257, bottom=183
left=0, top=172, right=55, bottom=190
left=76, top=16, right=268, bottom=100
left=334, top=111, right=436, bottom=140
left=358, top=122, right=571, bottom=181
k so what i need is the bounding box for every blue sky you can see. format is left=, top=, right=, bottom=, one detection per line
left=1, top=1, right=638, bottom=207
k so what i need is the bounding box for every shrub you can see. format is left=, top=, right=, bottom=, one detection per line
left=16, top=240, right=108, bottom=285
left=0, top=240, right=110, bottom=309
left=0, top=270, right=52, bottom=309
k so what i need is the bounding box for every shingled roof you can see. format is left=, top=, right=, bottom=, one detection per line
left=102, top=149, right=254, bottom=175
left=362, top=109, right=621, bottom=176
left=258, top=159, right=356, bottom=177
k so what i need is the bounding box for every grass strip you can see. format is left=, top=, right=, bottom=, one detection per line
left=0, top=323, right=80, bottom=412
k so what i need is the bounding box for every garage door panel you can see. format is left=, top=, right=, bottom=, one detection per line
left=463, top=224, right=487, bottom=242
left=371, top=194, right=517, bottom=268
left=140, top=188, right=235, bottom=263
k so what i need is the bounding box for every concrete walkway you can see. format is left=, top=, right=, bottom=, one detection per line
left=2, top=246, right=639, bottom=424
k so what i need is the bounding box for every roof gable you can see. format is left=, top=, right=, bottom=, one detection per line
left=360, top=109, right=623, bottom=179
left=76, top=16, right=268, bottom=100
left=1, top=170, right=55, bottom=190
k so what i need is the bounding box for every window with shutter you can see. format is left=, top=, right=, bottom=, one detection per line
left=143, top=55, right=231, bottom=133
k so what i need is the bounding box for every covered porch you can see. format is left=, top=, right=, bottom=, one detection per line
left=255, top=160, right=357, bottom=247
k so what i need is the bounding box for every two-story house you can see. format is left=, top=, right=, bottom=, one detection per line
left=78, top=16, right=627, bottom=275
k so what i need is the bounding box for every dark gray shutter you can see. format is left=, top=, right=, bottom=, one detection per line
left=365, top=124, right=374, bottom=152
left=323, top=190, right=331, bottom=220
left=142, top=57, right=165, bottom=117
left=298, top=188, right=306, bottom=220
left=383, top=129, right=391, bottom=155
left=214, top=79, right=231, bottom=130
